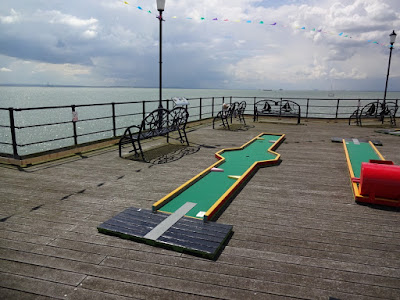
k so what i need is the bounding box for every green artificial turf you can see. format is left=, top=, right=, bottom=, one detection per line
left=158, top=134, right=281, bottom=219
left=346, top=141, right=381, bottom=178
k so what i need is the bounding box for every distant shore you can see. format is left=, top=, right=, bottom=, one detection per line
left=0, top=84, right=398, bottom=92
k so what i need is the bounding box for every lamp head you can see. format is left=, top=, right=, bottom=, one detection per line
left=389, top=30, right=397, bottom=45
left=157, top=0, right=166, bottom=11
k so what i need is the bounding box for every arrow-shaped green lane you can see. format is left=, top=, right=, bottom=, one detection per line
left=153, top=133, right=285, bottom=221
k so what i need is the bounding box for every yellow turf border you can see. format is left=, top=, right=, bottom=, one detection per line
left=342, top=139, right=399, bottom=207
left=152, top=133, right=285, bottom=221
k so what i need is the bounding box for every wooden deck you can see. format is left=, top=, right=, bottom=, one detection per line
left=1, top=118, right=399, bottom=299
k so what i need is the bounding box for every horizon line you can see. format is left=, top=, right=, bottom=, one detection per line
left=0, top=83, right=399, bottom=93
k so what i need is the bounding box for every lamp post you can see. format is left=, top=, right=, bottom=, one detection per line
left=157, top=0, right=165, bottom=110
left=382, top=30, right=397, bottom=123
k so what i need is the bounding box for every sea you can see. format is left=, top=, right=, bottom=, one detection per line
left=1, top=86, right=399, bottom=156
left=1, top=86, right=399, bottom=108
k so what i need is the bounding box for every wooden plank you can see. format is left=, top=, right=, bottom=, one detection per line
left=0, top=273, right=77, bottom=299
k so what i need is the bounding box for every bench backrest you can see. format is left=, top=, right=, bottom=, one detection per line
left=360, top=102, right=377, bottom=117
left=237, top=101, right=246, bottom=114
left=140, top=108, right=170, bottom=136
left=360, top=101, right=398, bottom=117
left=384, top=101, right=398, bottom=116
left=254, top=99, right=300, bottom=114
left=219, top=102, right=239, bottom=118
left=229, top=102, right=239, bottom=115
left=169, top=107, right=189, bottom=130
left=139, top=107, right=189, bottom=136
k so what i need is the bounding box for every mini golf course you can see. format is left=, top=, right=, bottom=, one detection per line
left=98, top=133, right=285, bottom=258
left=153, top=133, right=285, bottom=221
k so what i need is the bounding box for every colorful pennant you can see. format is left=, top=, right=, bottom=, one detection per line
left=120, top=0, right=397, bottom=49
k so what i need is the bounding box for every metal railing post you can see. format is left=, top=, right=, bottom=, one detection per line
left=212, top=97, right=215, bottom=117
left=335, top=99, right=340, bottom=119
left=8, top=107, right=19, bottom=159
left=306, top=98, right=310, bottom=118
left=112, top=103, right=116, bottom=137
left=254, top=97, right=257, bottom=121
left=375, top=99, right=380, bottom=118
left=71, top=105, right=78, bottom=145
left=142, top=101, right=146, bottom=120
left=199, top=98, right=202, bottom=120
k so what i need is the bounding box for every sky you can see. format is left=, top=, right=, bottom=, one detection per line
left=0, top=0, right=399, bottom=91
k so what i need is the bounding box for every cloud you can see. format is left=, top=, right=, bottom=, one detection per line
left=0, top=8, right=20, bottom=24
left=0, top=67, right=12, bottom=72
left=0, top=0, right=399, bottom=90
left=82, top=29, right=98, bottom=39
left=219, top=0, right=400, bottom=89
left=329, top=67, right=367, bottom=80
left=31, top=62, right=92, bottom=76
left=41, top=10, right=98, bottom=27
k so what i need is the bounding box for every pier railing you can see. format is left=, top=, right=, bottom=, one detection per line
left=0, top=97, right=398, bottom=159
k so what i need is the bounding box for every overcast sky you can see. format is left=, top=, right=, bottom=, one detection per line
left=0, top=0, right=399, bottom=90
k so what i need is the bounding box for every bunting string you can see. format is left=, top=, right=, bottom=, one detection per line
left=121, top=1, right=397, bottom=49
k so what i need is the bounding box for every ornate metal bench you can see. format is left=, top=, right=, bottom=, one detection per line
left=212, top=101, right=247, bottom=130
left=254, top=99, right=301, bottom=124
left=119, top=107, right=189, bottom=161
left=349, top=101, right=398, bottom=126
left=236, top=101, right=247, bottom=125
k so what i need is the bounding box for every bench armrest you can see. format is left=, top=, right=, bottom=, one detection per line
left=122, top=125, right=141, bottom=137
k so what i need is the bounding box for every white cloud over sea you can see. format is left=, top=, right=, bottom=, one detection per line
left=0, top=0, right=399, bottom=91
